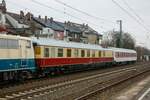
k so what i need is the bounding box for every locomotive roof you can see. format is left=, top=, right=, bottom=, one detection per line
left=0, top=34, right=31, bottom=40
left=32, top=37, right=107, bottom=51
left=109, top=47, right=136, bottom=53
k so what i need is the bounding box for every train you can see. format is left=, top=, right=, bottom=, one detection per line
left=0, top=34, right=137, bottom=81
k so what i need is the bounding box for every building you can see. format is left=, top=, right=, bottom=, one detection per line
left=67, top=22, right=102, bottom=44
left=33, top=16, right=65, bottom=40
left=0, top=0, right=103, bottom=44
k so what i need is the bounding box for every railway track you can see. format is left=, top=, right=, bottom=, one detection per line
left=0, top=63, right=139, bottom=96
left=0, top=62, right=150, bottom=100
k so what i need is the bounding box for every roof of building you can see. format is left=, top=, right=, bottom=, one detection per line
left=33, top=17, right=65, bottom=32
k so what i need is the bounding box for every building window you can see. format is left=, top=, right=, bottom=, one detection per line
left=44, top=48, right=49, bottom=57
left=67, top=49, right=72, bottom=57
left=58, top=48, right=63, bottom=57
left=74, top=49, right=78, bottom=57
left=87, top=50, right=90, bottom=57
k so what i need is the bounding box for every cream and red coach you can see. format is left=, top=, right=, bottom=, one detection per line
left=33, top=38, right=114, bottom=74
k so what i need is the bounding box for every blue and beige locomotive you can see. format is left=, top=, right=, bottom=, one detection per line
left=0, top=34, right=36, bottom=81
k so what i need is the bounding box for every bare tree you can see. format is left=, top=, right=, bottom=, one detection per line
left=102, top=30, right=135, bottom=49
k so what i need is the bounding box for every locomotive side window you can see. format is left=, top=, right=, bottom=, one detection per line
left=44, top=48, right=49, bottom=57
left=0, top=39, right=19, bottom=49
left=58, top=48, right=63, bottom=57
left=0, top=38, right=7, bottom=49
left=67, top=49, right=72, bottom=57
left=7, top=39, right=19, bottom=49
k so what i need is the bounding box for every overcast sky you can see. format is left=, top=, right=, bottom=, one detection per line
left=4, top=0, right=150, bottom=49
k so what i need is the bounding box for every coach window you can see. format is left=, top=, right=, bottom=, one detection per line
left=44, top=48, right=49, bottom=57
left=58, top=48, right=63, bottom=57
left=74, top=49, right=78, bottom=57
left=51, top=47, right=55, bottom=57
left=81, top=50, right=85, bottom=57
left=35, top=47, right=41, bottom=55
left=87, top=50, right=90, bottom=57
left=99, top=51, right=101, bottom=57
left=67, top=49, right=72, bottom=57
left=92, top=51, right=95, bottom=57
left=103, top=51, right=105, bottom=57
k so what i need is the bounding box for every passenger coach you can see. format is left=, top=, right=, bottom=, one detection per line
left=111, top=48, right=137, bottom=64
left=33, top=38, right=114, bottom=75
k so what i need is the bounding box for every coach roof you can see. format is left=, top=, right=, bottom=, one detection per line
left=32, top=37, right=106, bottom=51
left=109, top=47, right=136, bottom=53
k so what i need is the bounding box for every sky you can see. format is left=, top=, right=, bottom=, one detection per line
left=4, top=0, right=150, bottom=49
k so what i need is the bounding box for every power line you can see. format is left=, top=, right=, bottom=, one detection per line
left=112, top=0, right=150, bottom=33
left=6, top=0, right=41, bottom=14
left=54, top=0, right=115, bottom=24
left=122, top=0, right=150, bottom=32
left=30, top=0, right=108, bottom=31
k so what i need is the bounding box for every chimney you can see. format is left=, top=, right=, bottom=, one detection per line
left=38, top=15, right=41, bottom=19
left=26, top=12, right=32, bottom=21
left=20, top=11, right=24, bottom=19
left=45, top=16, right=48, bottom=22
left=67, top=21, right=70, bottom=26
left=85, top=24, right=88, bottom=28
left=50, top=17, right=53, bottom=23
left=1, top=0, right=6, bottom=13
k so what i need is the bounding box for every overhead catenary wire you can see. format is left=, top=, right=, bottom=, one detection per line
left=112, top=0, right=150, bottom=34
left=30, top=0, right=108, bottom=31
left=6, top=0, right=40, bottom=14
left=122, top=0, right=150, bottom=32
left=54, top=0, right=115, bottom=24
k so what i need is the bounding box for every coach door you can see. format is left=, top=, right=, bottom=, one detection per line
left=20, top=40, right=28, bottom=67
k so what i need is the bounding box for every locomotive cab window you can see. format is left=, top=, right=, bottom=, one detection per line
left=26, top=40, right=31, bottom=48
left=67, top=49, right=72, bottom=57
left=58, top=48, right=63, bottom=57
left=0, top=38, right=7, bottom=49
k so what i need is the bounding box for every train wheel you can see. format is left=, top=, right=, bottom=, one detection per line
left=18, top=71, right=32, bottom=81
